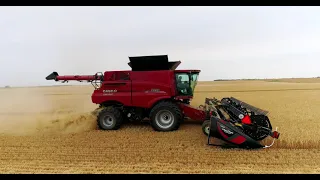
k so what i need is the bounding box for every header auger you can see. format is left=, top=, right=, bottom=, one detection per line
left=46, top=55, right=280, bottom=149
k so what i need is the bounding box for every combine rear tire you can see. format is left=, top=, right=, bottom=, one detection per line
left=149, top=102, right=182, bottom=131
left=202, top=120, right=210, bottom=136
left=97, top=106, right=123, bottom=130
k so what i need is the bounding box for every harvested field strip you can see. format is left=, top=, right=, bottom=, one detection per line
left=0, top=131, right=319, bottom=173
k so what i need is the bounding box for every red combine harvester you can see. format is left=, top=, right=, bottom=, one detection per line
left=46, top=55, right=280, bottom=149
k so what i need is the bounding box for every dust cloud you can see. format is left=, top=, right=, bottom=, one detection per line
left=0, top=9, right=108, bottom=135
left=0, top=87, right=98, bottom=136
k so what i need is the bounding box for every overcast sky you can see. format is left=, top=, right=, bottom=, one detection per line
left=0, top=6, right=320, bottom=87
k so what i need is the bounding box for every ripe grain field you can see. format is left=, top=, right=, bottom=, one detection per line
left=0, top=79, right=320, bottom=174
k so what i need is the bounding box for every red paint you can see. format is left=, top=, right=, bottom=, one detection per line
left=272, top=131, right=280, bottom=139
left=54, top=70, right=201, bottom=108
left=217, top=123, right=229, bottom=139
left=217, top=121, right=246, bottom=145
left=175, top=96, right=193, bottom=100
left=179, top=103, right=206, bottom=121
left=90, top=70, right=202, bottom=108
left=230, top=136, right=246, bottom=144
left=220, top=120, right=227, bottom=124
left=91, top=70, right=181, bottom=108
left=241, top=115, right=252, bottom=125
left=48, top=56, right=206, bottom=122
left=56, top=75, right=102, bottom=81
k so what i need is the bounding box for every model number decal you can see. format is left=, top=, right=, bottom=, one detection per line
left=145, top=89, right=165, bottom=93
left=103, top=89, right=117, bottom=93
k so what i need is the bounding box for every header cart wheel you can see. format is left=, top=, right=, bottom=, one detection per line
left=202, top=120, right=210, bottom=136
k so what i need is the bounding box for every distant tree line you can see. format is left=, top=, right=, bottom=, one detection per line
left=214, top=78, right=261, bottom=81
left=214, top=77, right=320, bottom=81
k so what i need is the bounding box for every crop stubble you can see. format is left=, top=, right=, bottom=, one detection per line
left=0, top=80, right=320, bottom=173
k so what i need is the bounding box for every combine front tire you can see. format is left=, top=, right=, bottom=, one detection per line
left=149, top=102, right=182, bottom=131
left=97, top=106, right=123, bottom=130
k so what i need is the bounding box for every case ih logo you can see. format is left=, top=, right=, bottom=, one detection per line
left=103, top=90, right=117, bottom=93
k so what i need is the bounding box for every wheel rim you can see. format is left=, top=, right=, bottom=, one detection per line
left=204, top=126, right=210, bottom=135
left=155, top=110, right=175, bottom=129
left=102, top=115, right=114, bottom=127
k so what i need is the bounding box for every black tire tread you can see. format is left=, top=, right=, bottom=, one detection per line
left=149, top=101, right=182, bottom=131
left=97, top=106, right=123, bottom=130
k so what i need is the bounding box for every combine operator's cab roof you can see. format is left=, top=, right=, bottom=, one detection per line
left=128, top=55, right=181, bottom=71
